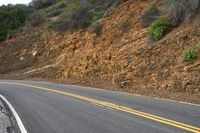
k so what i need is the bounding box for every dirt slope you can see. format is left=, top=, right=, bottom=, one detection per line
left=0, top=0, right=200, bottom=103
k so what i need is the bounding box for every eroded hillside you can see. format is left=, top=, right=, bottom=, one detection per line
left=0, top=0, right=200, bottom=103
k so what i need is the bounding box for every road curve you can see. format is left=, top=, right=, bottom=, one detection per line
left=0, top=80, right=199, bottom=133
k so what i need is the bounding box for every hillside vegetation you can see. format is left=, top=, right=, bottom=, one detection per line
left=0, top=0, right=125, bottom=41
left=0, top=0, right=200, bottom=103
left=0, top=4, right=30, bottom=41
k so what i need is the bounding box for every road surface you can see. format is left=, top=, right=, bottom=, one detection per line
left=0, top=80, right=199, bottom=133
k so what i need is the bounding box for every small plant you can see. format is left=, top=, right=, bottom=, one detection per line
left=90, top=22, right=102, bottom=35
left=141, top=4, right=159, bottom=27
left=182, top=48, right=197, bottom=61
left=52, top=2, right=93, bottom=31
left=161, top=0, right=200, bottom=26
left=29, top=0, right=55, bottom=10
left=89, top=9, right=102, bottom=23
left=119, top=19, right=129, bottom=32
left=51, top=12, right=71, bottom=31
left=197, top=40, right=200, bottom=49
left=113, top=0, right=126, bottom=7
left=148, top=17, right=170, bottom=41
left=47, top=9, right=63, bottom=17
left=53, top=1, right=67, bottom=9
left=29, top=12, right=46, bottom=27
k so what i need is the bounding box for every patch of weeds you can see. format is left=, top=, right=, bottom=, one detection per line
left=41, top=30, right=50, bottom=40
left=197, top=40, right=200, bottom=49
left=161, top=0, right=200, bottom=26
left=30, top=0, right=56, bottom=10
left=182, top=48, right=197, bottom=62
left=51, top=12, right=69, bottom=31
left=119, top=19, right=129, bottom=32
left=141, top=4, right=159, bottom=27
left=89, top=9, right=102, bottom=23
left=52, top=2, right=93, bottom=31
left=47, top=8, right=63, bottom=17
left=51, top=0, right=127, bottom=32
left=113, top=0, right=126, bottom=7
left=90, top=22, right=102, bottom=35
left=148, top=17, right=171, bottom=41
left=53, top=1, right=67, bottom=9
left=29, top=12, right=46, bottom=27
left=30, top=31, right=42, bottom=38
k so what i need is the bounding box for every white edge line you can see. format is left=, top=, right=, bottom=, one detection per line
left=0, top=94, right=28, bottom=133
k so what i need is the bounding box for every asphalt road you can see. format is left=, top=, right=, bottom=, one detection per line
left=0, top=80, right=199, bottom=133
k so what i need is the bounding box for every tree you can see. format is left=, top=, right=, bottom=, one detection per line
left=0, top=4, right=29, bottom=42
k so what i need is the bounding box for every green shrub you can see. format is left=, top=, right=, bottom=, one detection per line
left=52, top=0, right=126, bottom=31
left=30, top=31, right=42, bottom=38
left=47, top=8, right=63, bottom=17
left=148, top=17, right=170, bottom=41
left=51, top=12, right=68, bottom=31
left=68, top=4, right=92, bottom=28
left=162, top=0, right=200, bottom=25
left=90, top=22, right=102, bottom=35
left=46, top=1, right=68, bottom=17
left=29, top=0, right=56, bottom=10
left=141, top=4, right=159, bottom=27
left=0, top=4, right=28, bottom=42
left=29, top=12, right=46, bottom=27
left=197, top=40, right=200, bottom=49
left=0, top=26, right=8, bottom=42
left=113, top=0, right=127, bottom=7
left=89, top=9, right=102, bottom=23
left=53, top=1, right=67, bottom=9
left=182, top=48, right=197, bottom=61
left=53, top=3, right=93, bottom=31
left=119, top=19, right=129, bottom=32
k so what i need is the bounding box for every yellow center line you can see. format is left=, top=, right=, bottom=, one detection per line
left=1, top=82, right=200, bottom=133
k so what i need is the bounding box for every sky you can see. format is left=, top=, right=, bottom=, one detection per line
left=0, top=0, right=32, bottom=6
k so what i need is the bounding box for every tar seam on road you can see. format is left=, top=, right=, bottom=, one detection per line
left=0, top=94, right=28, bottom=133
left=0, top=82, right=200, bottom=133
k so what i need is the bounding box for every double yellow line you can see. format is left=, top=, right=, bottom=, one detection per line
left=1, top=82, right=200, bottom=133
